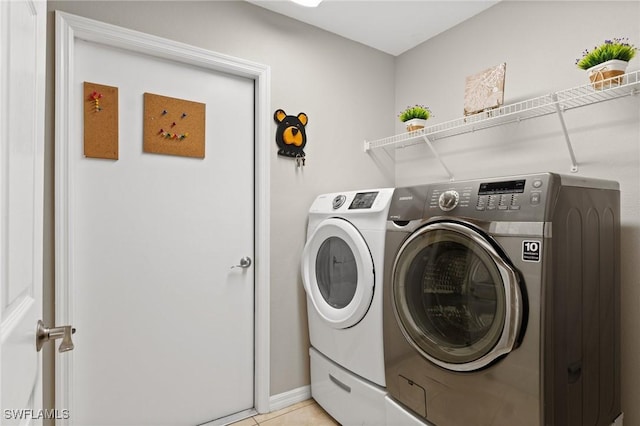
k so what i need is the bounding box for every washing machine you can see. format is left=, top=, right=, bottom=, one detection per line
left=302, top=188, right=393, bottom=424
left=382, top=173, right=622, bottom=426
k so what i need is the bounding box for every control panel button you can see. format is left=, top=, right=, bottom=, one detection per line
left=530, top=193, right=541, bottom=205
left=438, top=190, right=459, bottom=212
left=476, top=195, right=487, bottom=211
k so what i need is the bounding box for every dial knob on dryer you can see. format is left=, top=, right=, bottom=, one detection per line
left=438, top=190, right=459, bottom=211
left=332, top=195, right=346, bottom=209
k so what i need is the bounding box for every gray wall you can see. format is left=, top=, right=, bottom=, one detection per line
left=44, top=0, right=394, bottom=404
left=394, top=1, right=640, bottom=424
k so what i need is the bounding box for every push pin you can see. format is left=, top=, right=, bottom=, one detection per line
left=89, top=91, right=103, bottom=112
left=162, top=109, right=168, bottom=115
left=181, top=113, right=187, bottom=118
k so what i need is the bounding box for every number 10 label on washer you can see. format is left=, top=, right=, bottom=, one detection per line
left=522, top=240, right=541, bottom=262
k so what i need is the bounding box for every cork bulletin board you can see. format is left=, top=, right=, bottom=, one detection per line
left=84, top=82, right=119, bottom=160
left=143, top=92, right=206, bottom=158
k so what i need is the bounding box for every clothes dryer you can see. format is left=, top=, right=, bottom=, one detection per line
left=383, top=173, right=622, bottom=426
left=302, top=188, right=393, bottom=424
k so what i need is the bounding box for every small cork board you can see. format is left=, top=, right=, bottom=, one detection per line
left=84, top=82, right=119, bottom=160
left=143, top=92, right=206, bottom=158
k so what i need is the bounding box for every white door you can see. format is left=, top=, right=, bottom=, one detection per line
left=55, top=15, right=259, bottom=426
left=0, top=0, right=47, bottom=424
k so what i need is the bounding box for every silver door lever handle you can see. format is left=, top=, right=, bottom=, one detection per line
left=231, top=256, right=252, bottom=269
left=36, top=320, right=76, bottom=352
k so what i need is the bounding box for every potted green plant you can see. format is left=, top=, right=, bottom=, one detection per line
left=398, top=104, right=432, bottom=132
left=576, top=37, right=637, bottom=89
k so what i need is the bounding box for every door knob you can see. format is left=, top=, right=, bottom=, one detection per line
left=36, top=320, right=76, bottom=352
left=231, top=256, right=252, bottom=269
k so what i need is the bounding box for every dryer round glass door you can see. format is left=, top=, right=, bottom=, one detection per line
left=302, top=218, right=375, bottom=329
left=391, top=221, right=523, bottom=371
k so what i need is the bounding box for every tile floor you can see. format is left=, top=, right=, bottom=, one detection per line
left=230, top=399, right=339, bottom=426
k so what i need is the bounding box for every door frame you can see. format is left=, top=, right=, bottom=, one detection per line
left=54, top=10, right=271, bottom=416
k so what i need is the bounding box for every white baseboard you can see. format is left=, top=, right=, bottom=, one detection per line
left=268, top=385, right=312, bottom=413
left=612, top=413, right=624, bottom=426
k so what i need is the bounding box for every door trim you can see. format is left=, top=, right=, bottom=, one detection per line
left=54, top=10, right=271, bottom=416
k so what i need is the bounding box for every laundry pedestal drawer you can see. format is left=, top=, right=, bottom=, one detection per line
left=310, top=347, right=386, bottom=425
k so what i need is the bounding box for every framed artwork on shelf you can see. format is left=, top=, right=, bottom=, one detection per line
left=464, top=63, right=506, bottom=116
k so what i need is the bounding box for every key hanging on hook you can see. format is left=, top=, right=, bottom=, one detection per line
left=295, top=154, right=306, bottom=168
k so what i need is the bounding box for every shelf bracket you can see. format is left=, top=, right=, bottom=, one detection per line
left=552, top=93, right=579, bottom=172
left=421, top=134, right=454, bottom=181
left=364, top=140, right=395, bottom=161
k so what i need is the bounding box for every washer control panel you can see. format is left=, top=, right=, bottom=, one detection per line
left=424, top=175, right=551, bottom=221
left=429, top=186, right=473, bottom=211
left=476, top=179, right=526, bottom=211
left=438, top=190, right=460, bottom=211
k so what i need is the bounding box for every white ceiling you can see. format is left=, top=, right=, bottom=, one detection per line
left=247, top=0, right=500, bottom=56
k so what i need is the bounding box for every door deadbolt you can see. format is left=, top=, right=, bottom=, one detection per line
left=36, top=320, right=76, bottom=352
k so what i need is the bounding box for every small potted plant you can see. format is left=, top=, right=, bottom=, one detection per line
left=399, top=104, right=432, bottom=132
left=576, top=37, right=637, bottom=89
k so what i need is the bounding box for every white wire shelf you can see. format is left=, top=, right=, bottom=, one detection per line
left=365, top=70, right=640, bottom=155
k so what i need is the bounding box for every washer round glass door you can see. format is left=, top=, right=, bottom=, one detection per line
left=392, top=221, right=522, bottom=371
left=302, top=218, right=375, bottom=329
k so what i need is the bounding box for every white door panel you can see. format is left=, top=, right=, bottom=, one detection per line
left=57, top=24, right=255, bottom=426
left=0, top=0, right=46, bottom=423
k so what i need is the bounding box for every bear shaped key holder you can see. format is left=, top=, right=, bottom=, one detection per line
left=274, top=109, right=307, bottom=167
